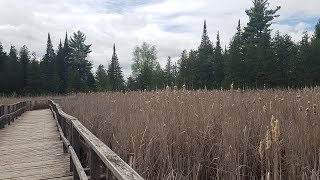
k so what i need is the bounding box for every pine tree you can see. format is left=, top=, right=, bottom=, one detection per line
left=164, top=56, right=174, bottom=86
left=68, top=30, right=94, bottom=92
left=107, top=44, right=124, bottom=91
left=0, top=42, right=8, bottom=92
left=26, top=52, right=43, bottom=94
left=19, top=45, right=30, bottom=91
left=56, top=40, right=67, bottom=93
left=41, top=33, right=57, bottom=93
left=242, top=0, right=281, bottom=87
left=213, top=31, right=224, bottom=88
left=196, top=20, right=214, bottom=89
left=177, top=50, right=188, bottom=87
left=7, top=46, right=22, bottom=92
left=243, top=0, right=281, bottom=43
left=95, top=64, right=109, bottom=91
left=272, top=32, right=297, bottom=87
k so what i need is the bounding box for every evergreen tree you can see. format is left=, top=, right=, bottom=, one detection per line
left=164, top=56, right=174, bottom=86
left=0, top=42, right=8, bottom=92
left=272, top=32, right=297, bottom=87
left=26, top=52, right=43, bottom=94
left=309, top=20, right=320, bottom=85
left=213, top=31, right=224, bottom=88
left=243, top=0, right=281, bottom=43
left=40, top=33, right=57, bottom=93
left=95, top=64, right=109, bottom=91
left=19, top=45, right=30, bottom=91
left=7, top=46, right=22, bottom=92
left=107, top=44, right=124, bottom=91
left=68, top=30, right=94, bottom=92
left=242, top=0, right=281, bottom=87
left=196, top=20, right=215, bottom=89
left=177, top=50, right=188, bottom=87
left=56, top=40, right=67, bottom=93
left=225, top=20, right=244, bottom=88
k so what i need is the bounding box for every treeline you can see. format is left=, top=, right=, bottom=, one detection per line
left=0, top=31, right=97, bottom=95
left=0, top=0, right=320, bottom=95
left=128, top=0, right=320, bottom=90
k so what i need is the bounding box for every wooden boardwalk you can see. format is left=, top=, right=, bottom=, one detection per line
left=0, top=109, right=72, bottom=180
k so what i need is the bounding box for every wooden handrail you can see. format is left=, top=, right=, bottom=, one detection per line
left=0, top=102, right=27, bottom=129
left=49, top=100, right=144, bottom=180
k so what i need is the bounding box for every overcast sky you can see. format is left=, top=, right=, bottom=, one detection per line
left=0, top=0, right=319, bottom=77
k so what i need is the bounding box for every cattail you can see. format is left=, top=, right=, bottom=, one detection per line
left=271, top=117, right=280, bottom=143
left=265, top=127, right=272, bottom=150
left=259, top=140, right=264, bottom=160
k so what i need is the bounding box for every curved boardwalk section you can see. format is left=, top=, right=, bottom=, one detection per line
left=0, top=109, right=71, bottom=180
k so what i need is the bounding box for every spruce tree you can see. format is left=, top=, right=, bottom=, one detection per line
left=226, top=20, right=244, bottom=88
left=19, top=45, right=30, bottom=91
left=56, top=40, right=67, bottom=93
left=107, top=44, right=124, bottom=91
left=177, top=50, right=188, bottom=87
left=95, top=64, right=109, bottom=91
left=0, top=42, right=8, bottom=92
left=164, top=56, right=174, bottom=86
left=26, top=52, right=43, bottom=94
left=213, top=31, right=224, bottom=88
left=41, top=33, right=57, bottom=93
left=196, top=20, right=214, bottom=89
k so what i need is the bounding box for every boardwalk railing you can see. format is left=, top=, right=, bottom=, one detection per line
left=49, top=100, right=144, bottom=180
left=0, top=102, right=27, bottom=129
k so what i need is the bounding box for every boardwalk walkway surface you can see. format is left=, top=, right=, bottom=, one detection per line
left=0, top=109, right=71, bottom=180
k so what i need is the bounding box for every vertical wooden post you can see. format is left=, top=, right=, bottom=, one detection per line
left=12, top=104, right=15, bottom=121
left=72, top=125, right=80, bottom=178
left=61, top=117, right=67, bottom=153
left=7, top=106, right=11, bottom=125
left=90, top=148, right=101, bottom=180
left=0, top=105, right=3, bottom=129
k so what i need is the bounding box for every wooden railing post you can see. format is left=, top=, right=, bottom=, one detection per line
left=0, top=105, right=3, bottom=129
left=7, top=106, right=11, bottom=125
left=72, top=125, right=80, bottom=179
left=90, top=148, right=101, bottom=180
left=61, top=117, right=67, bottom=153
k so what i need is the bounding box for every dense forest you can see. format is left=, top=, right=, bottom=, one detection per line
left=0, top=0, right=319, bottom=95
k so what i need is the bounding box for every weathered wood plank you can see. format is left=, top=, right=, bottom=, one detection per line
left=0, top=109, right=71, bottom=180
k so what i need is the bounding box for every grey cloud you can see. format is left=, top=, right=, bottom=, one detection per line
left=0, top=0, right=319, bottom=78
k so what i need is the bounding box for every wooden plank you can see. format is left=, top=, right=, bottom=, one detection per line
left=0, top=109, right=71, bottom=180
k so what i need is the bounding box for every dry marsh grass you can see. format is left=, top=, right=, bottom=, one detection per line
left=2, top=89, right=320, bottom=179
left=57, top=88, right=320, bottom=180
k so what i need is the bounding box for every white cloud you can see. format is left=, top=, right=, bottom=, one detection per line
left=0, top=0, right=319, bottom=77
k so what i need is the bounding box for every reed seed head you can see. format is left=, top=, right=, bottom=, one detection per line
left=265, top=127, right=272, bottom=150
left=258, top=141, right=264, bottom=160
